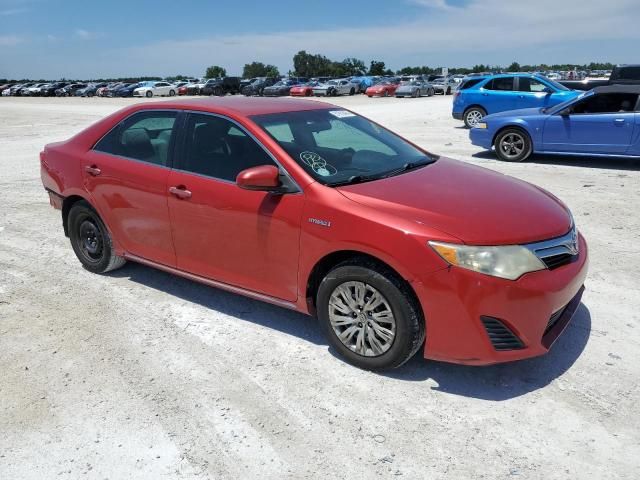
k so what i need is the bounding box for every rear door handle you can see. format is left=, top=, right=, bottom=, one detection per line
left=84, top=165, right=101, bottom=176
left=169, top=186, right=192, bottom=199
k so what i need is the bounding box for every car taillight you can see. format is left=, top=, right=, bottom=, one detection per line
left=453, top=91, right=460, bottom=100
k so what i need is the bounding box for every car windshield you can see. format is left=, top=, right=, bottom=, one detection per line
left=251, top=109, right=437, bottom=186
left=545, top=91, right=590, bottom=114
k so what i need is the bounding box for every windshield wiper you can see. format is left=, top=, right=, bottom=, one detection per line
left=329, top=158, right=435, bottom=187
left=378, top=158, right=436, bottom=179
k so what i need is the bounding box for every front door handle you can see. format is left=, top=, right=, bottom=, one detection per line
left=169, top=185, right=192, bottom=199
left=614, top=118, right=626, bottom=124
left=85, top=165, right=101, bottom=176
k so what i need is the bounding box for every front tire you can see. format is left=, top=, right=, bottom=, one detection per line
left=463, top=107, right=486, bottom=128
left=427, top=88, right=434, bottom=97
left=68, top=201, right=126, bottom=274
left=317, top=260, right=425, bottom=370
left=146, top=90, right=153, bottom=98
left=494, top=128, right=532, bottom=162
left=169, top=89, right=176, bottom=96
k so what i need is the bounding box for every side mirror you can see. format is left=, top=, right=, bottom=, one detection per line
left=236, top=165, right=282, bottom=192
left=543, top=87, right=554, bottom=94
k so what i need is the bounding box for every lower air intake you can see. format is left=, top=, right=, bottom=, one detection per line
left=480, top=316, right=525, bottom=351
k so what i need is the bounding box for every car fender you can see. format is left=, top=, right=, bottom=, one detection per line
left=491, top=119, right=539, bottom=149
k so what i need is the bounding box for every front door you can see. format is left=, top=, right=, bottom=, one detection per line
left=167, top=112, right=304, bottom=301
left=543, top=92, right=638, bottom=153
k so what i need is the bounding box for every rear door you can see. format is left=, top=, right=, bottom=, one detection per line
left=83, top=110, right=178, bottom=266
left=479, top=76, right=516, bottom=114
left=166, top=112, right=304, bottom=301
left=542, top=92, right=637, bottom=153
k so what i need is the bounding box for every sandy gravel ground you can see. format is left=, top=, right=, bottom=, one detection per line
left=1, top=95, right=639, bottom=479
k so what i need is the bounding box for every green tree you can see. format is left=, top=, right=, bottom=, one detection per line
left=507, top=61, right=521, bottom=72
left=368, top=60, right=386, bottom=76
left=243, top=62, right=280, bottom=78
left=341, top=58, right=366, bottom=76
left=205, top=65, right=226, bottom=78
left=293, top=50, right=334, bottom=77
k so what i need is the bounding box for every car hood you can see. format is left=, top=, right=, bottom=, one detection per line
left=336, top=158, right=571, bottom=245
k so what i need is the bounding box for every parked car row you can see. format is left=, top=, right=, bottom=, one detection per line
left=453, top=70, right=640, bottom=163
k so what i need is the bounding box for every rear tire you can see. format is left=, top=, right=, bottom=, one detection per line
left=463, top=107, right=486, bottom=128
left=68, top=201, right=126, bottom=274
left=317, top=259, right=425, bottom=370
left=169, top=90, right=176, bottom=96
left=146, top=90, right=153, bottom=98
left=446, top=86, right=452, bottom=95
left=494, top=128, right=532, bottom=162
left=427, top=88, right=434, bottom=97
left=349, top=88, right=355, bottom=95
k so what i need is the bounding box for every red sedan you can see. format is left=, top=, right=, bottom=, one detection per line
left=289, top=83, right=316, bottom=97
left=366, top=81, right=399, bottom=97
left=40, top=97, right=588, bottom=370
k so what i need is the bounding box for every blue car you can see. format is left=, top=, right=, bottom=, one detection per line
left=469, top=85, right=640, bottom=162
left=453, top=74, right=581, bottom=128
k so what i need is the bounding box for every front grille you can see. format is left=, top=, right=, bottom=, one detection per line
left=541, top=253, right=575, bottom=270
left=480, top=316, right=525, bottom=351
left=526, top=226, right=579, bottom=271
left=544, top=306, right=566, bottom=335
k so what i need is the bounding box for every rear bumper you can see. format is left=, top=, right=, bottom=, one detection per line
left=413, top=233, right=589, bottom=365
left=452, top=111, right=463, bottom=120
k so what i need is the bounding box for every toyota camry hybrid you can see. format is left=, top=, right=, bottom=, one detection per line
left=40, top=97, right=588, bottom=370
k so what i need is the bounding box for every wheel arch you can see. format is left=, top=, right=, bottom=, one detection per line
left=305, top=250, right=422, bottom=318
left=491, top=123, right=533, bottom=147
left=463, top=104, right=487, bottom=115
left=62, top=194, right=93, bottom=237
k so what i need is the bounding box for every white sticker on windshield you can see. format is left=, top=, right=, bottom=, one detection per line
left=329, top=110, right=356, bottom=118
left=300, top=151, right=337, bottom=177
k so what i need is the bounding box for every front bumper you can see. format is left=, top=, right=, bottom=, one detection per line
left=469, top=126, right=493, bottom=149
left=414, top=233, right=589, bottom=365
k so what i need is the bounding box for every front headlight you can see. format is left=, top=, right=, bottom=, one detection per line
left=428, top=241, right=545, bottom=280
left=475, top=122, right=488, bottom=129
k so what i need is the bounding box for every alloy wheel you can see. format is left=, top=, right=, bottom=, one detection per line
left=328, top=281, right=396, bottom=357
left=499, top=133, right=526, bottom=160
left=466, top=109, right=484, bottom=127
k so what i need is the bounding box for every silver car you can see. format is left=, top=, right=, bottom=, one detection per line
left=313, top=79, right=358, bottom=97
left=428, top=75, right=457, bottom=95
left=395, top=80, right=435, bottom=98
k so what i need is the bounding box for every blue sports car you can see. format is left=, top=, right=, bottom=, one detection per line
left=469, top=85, right=640, bottom=162
left=453, top=74, right=581, bottom=128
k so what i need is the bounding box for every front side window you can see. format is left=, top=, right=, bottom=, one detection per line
left=569, top=93, right=638, bottom=114
left=252, top=109, right=435, bottom=186
left=94, top=111, right=177, bottom=166
left=484, top=77, right=514, bottom=91
left=518, top=77, right=548, bottom=92
left=180, top=113, right=276, bottom=182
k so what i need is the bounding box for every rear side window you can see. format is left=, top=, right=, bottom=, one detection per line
left=458, top=78, right=483, bottom=90
left=180, top=113, right=276, bottom=182
left=484, top=77, right=514, bottom=91
left=94, top=111, right=177, bottom=166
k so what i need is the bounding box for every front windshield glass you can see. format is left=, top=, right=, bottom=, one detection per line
left=540, top=76, right=569, bottom=91
left=547, top=91, right=589, bottom=113
left=251, top=109, right=436, bottom=186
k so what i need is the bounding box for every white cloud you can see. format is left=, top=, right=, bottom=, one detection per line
left=407, top=0, right=456, bottom=10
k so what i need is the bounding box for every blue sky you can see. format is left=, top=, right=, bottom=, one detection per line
left=1, top=0, right=639, bottom=79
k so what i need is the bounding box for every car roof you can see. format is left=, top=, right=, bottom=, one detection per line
left=139, top=96, right=333, bottom=116
left=592, top=84, right=640, bottom=95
